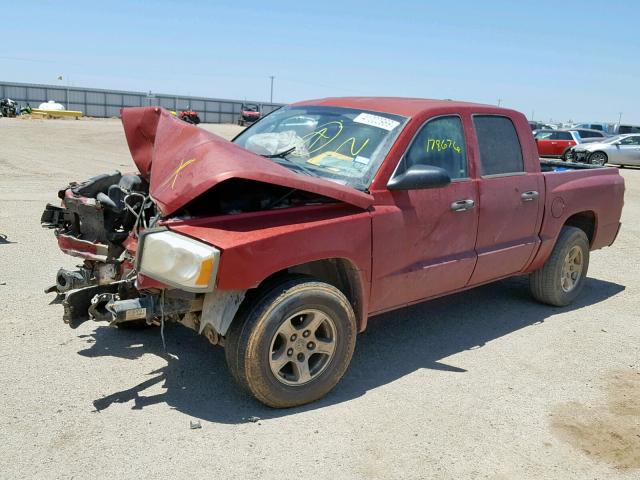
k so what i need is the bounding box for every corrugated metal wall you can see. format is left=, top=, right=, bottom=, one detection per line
left=0, top=81, right=283, bottom=123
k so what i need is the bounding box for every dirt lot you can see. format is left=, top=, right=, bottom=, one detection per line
left=1, top=117, right=639, bottom=479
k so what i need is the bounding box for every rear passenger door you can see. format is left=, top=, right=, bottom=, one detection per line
left=467, top=115, right=543, bottom=286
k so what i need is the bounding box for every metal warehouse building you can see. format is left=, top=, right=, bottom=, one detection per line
left=0, top=81, right=282, bottom=123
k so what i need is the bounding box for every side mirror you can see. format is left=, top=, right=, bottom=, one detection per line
left=388, top=164, right=451, bottom=191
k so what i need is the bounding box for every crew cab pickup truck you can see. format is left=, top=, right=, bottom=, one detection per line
left=41, top=98, right=624, bottom=408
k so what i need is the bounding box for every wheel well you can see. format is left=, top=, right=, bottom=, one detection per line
left=250, top=258, right=365, bottom=330
left=564, top=211, right=596, bottom=245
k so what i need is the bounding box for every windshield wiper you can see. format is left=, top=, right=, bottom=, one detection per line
left=261, top=146, right=297, bottom=159
left=260, top=147, right=317, bottom=176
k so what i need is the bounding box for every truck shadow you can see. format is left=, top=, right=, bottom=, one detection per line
left=80, top=276, right=624, bottom=424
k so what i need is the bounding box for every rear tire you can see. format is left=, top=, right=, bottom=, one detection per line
left=562, top=149, right=572, bottom=161
left=529, top=226, right=590, bottom=306
left=225, top=276, right=357, bottom=408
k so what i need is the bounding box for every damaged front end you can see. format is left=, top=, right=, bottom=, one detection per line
left=41, top=170, right=158, bottom=328
left=40, top=170, right=224, bottom=338
left=41, top=106, right=373, bottom=342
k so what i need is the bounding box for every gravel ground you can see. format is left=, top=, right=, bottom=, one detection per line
left=0, top=117, right=638, bottom=479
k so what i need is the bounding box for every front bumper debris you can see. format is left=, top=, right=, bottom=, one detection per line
left=572, top=150, right=590, bottom=163
left=61, top=279, right=203, bottom=329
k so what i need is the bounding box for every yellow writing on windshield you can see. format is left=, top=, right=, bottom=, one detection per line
left=303, top=121, right=343, bottom=154
left=335, top=137, right=370, bottom=156
left=425, top=138, right=462, bottom=154
left=301, top=120, right=372, bottom=158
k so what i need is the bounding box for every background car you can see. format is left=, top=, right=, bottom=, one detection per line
left=534, top=129, right=581, bottom=160
left=611, top=123, right=640, bottom=135
left=238, top=103, right=261, bottom=126
left=570, top=128, right=609, bottom=141
left=529, top=121, right=557, bottom=131
left=569, top=134, right=640, bottom=166
left=572, top=122, right=613, bottom=133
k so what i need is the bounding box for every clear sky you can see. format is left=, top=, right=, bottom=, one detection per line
left=2, top=1, right=638, bottom=124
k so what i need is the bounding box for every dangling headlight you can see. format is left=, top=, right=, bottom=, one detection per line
left=137, top=230, right=219, bottom=292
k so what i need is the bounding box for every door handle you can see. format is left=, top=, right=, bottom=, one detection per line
left=450, top=199, right=475, bottom=212
left=521, top=191, right=539, bottom=201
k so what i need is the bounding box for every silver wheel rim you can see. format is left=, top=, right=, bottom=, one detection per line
left=561, top=245, right=584, bottom=292
left=269, top=309, right=337, bottom=386
left=592, top=153, right=606, bottom=165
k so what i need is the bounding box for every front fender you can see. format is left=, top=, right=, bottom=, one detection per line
left=166, top=203, right=372, bottom=292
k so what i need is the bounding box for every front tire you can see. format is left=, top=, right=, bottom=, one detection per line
left=589, top=151, right=608, bottom=166
left=529, top=226, right=590, bottom=306
left=225, top=277, right=357, bottom=408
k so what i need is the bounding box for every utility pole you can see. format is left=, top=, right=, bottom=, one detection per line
left=269, top=76, right=275, bottom=104
left=531, top=109, right=535, bottom=121
left=618, top=112, right=623, bottom=124
left=497, top=98, right=502, bottom=107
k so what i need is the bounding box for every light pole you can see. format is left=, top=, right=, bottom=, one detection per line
left=618, top=112, right=623, bottom=124
left=497, top=98, right=502, bottom=107
left=269, top=76, right=275, bottom=104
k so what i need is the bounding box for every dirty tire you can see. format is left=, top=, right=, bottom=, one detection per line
left=561, top=148, right=572, bottom=161
left=529, top=226, right=590, bottom=307
left=225, top=276, right=357, bottom=408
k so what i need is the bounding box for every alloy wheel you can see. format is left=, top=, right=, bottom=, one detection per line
left=269, top=309, right=337, bottom=386
left=561, top=245, right=584, bottom=292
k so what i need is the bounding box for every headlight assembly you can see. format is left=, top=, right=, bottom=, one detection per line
left=137, top=230, right=220, bottom=292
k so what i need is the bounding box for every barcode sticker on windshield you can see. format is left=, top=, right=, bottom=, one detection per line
left=353, top=113, right=400, bottom=131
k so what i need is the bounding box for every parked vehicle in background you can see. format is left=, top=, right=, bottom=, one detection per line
left=573, top=122, right=613, bottom=133
left=41, top=99, right=625, bottom=407
left=238, top=103, right=261, bottom=126
left=0, top=98, right=17, bottom=117
left=611, top=123, right=640, bottom=135
left=535, top=130, right=581, bottom=160
left=179, top=109, right=201, bottom=124
left=569, top=134, right=640, bottom=166
left=529, top=121, right=556, bottom=131
left=571, top=128, right=609, bottom=140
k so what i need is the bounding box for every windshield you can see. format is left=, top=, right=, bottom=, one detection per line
left=243, top=104, right=259, bottom=111
left=603, top=135, right=624, bottom=144
left=233, top=105, right=407, bottom=190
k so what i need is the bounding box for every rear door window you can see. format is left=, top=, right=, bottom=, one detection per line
left=579, top=130, right=597, bottom=138
left=556, top=131, right=573, bottom=140
left=473, top=115, right=524, bottom=175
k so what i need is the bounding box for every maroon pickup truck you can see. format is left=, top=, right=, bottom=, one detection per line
left=41, top=98, right=624, bottom=407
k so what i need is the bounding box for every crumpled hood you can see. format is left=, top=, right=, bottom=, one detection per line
left=121, top=107, right=373, bottom=216
left=575, top=141, right=609, bottom=151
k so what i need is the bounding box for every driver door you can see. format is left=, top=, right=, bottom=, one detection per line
left=369, top=115, right=479, bottom=313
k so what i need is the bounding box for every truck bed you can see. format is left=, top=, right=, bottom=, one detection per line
left=539, top=158, right=605, bottom=172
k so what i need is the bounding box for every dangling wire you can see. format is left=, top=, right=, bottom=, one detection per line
left=123, top=191, right=154, bottom=237
left=160, top=288, right=166, bottom=351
